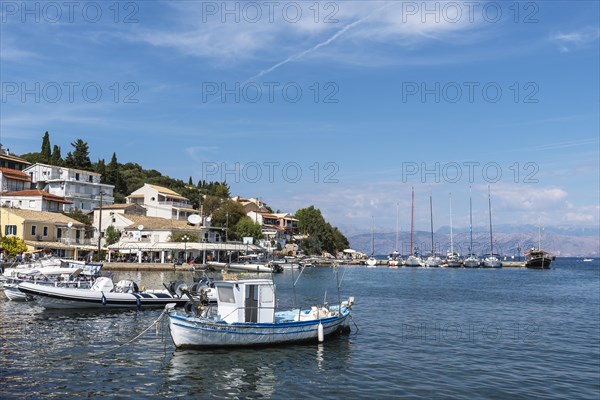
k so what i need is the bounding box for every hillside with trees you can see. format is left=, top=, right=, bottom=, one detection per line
left=20, top=132, right=349, bottom=255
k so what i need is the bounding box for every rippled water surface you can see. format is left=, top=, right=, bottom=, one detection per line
left=1, top=259, right=599, bottom=399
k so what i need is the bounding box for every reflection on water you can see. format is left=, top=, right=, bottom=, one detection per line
left=163, top=337, right=353, bottom=398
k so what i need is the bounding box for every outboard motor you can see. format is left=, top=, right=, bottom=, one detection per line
left=91, top=276, right=114, bottom=292
left=114, top=280, right=138, bottom=293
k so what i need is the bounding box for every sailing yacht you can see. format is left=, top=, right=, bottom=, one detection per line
left=463, top=187, right=480, bottom=268
left=424, top=195, right=441, bottom=267
left=405, top=187, right=422, bottom=267
left=445, top=192, right=461, bottom=268
left=481, top=186, right=502, bottom=268
left=366, top=217, right=377, bottom=267
left=388, top=203, right=401, bottom=268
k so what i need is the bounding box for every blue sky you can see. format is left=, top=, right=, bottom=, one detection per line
left=1, top=1, right=599, bottom=235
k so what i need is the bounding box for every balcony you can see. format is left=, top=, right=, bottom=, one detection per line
left=59, top=238, right=93, bottom=245
left=158, top=201, right=194, bottom=209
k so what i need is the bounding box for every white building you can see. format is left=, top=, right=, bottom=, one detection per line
left=0, top=189, right=72, bottom=212
left=126, top=183, right=195, bottom=220
left=23, top=163, right=114, bottom=212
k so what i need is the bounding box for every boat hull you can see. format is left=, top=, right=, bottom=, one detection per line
left=18, top=282, right=188, bottom=309
left=2, top=283, right=33, bottom=301
left=525, top=257, right=552, bottom=269
left=168, top=310, right=351, bottom=348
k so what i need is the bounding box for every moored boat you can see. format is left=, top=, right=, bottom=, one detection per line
left=524, top=249, right=554, bottom=269
left=166, top=278, right=353, bottom=348
left=18, top=277, right=198, bottom=309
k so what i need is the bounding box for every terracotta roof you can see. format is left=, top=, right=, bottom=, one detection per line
left=146, top=184, right=188, bottom=200
left=122, top=215, right=197, bottom=231
left=1, top=208, right=85, bottom=226
left=1, top=190, right=72, bottom=204
left=0, top=167, right=32, bottom=182
left=0, top=153, right=31, bottom=165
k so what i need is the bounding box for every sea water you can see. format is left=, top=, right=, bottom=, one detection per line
left=1, top=258, right=598, bottom=399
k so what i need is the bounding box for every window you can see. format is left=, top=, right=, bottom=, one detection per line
left=89, top=175, right=93, bottom=182
left=218, top=286, right=236, bottom=303
left=31, top=225, right=37, bottom=236
left=5, top=225, right=17, bottom=235
left=75, top=173, right=80, bottom=180
left=43, top=226, right=49, bottom=236
left=29, top=200, right=36, bottom=208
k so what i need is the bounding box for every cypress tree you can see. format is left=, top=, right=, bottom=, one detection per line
left=41, top=131, right=51, bottom=162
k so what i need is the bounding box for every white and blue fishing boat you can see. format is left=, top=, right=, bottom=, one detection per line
left=166, top=278, right=354, bottom=348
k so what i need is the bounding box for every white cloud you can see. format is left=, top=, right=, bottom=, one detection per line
left=551, top=27, right=600, bottom=52
left=131, top=1, right=481, bottom=68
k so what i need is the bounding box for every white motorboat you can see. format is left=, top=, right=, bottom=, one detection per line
left=18, top=277, right=196, bottom=309
left=207, top=261, right=279, bottom=273
left=166, top=278, right=353, bottom=348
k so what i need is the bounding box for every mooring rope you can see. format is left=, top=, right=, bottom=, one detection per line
left=0, top=309, right=169, bottom=362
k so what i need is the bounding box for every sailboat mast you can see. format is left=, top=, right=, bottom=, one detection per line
left=410, top=187, right=414, bottom=255
left=395, top=202, right=399, bottom=252
left=469, top=186, right=473, bottom=254
left=488, top=185, right=494, bottom=255
left=371, top=216, right=375, bottom=256
left=430, top=195, right=434, bottom=256
left=449, top=192, right=454, bottom=254
left=538, top=218, right=542, bottom=250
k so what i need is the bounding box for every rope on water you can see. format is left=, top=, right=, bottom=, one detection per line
left=0, top=309, right=169, bottom=362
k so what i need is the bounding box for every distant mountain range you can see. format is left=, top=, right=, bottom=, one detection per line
left=348, top=226, right=599, bottom=258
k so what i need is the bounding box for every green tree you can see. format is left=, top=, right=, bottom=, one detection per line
left=63, top=210, right=91, bottom=225
left=168, top=231, right=199, bottom=242
left=0, top=236, right=28, bottom=257
left=104, top=225, right=121, bottom=245
left=64, top=139, right=92, bottom=170
left=41, top=131, right=51, bottom=162
left=50, top=145, right=63, bottom=166
left=95, top=159, right=106, bottom=181
left=211, top=201, right=246, bottom=239
left=233, top=216, right=263, bottom=242
left=295, top=206, right=348, bottom=255
left=200, top=195, right=223, bottom=217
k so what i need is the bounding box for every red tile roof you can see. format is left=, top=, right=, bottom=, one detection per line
left=1, top=190, right=72, bottom=204
left=0, top=167, right=32, bottom=182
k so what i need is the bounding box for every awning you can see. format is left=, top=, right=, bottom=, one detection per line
left=107, top=241, right=263, bottom=252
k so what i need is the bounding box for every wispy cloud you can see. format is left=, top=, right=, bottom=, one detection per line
left=551, top=26, right=600, bottom=52
left=131, top=1, right=481, bottom=67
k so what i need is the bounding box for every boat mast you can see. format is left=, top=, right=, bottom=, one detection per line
left=449, top=192, right=454, bottom=254
left=469, top=186, right=473, bottom=255
left=430, top=195, right=434, bottom=257
left=395, top=202, right=399, bottom=252
left=488, top=185, right=494, bottom=256
left=371, top=216, right=375, bottom=256
left=410, top=187, right=414, bottom=256
left=538, top=217, right=542, bottom=250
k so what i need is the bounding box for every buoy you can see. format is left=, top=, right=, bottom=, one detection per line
left=318, top=322, right=324, bottom=342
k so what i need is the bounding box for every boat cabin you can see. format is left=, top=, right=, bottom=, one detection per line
left=215, top=279, right=275, bottom=324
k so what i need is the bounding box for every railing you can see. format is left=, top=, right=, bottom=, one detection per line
left=59, top=238, right=93, bottom=245
left=158, top=201, right=193, bottom=209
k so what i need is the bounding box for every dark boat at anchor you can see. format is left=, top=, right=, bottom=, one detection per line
left=524, top=249, right=555, bottom=269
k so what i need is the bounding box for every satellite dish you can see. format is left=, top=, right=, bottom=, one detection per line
left=137, top=225, right=144, bottom=231
left=67, top=222, right=73, bottom=228
left=188, top=214, right=201, bottom=224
